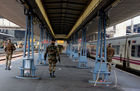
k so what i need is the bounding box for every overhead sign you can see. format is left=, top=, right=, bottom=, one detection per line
left=57, top=40, right=64, bottom=44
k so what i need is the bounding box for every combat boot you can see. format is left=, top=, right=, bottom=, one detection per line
left=8, top=67, right=11, bottom=70
left=5, top=67, right=8, bottom=70
left=50, top=73, right=53, bottom=78
left=5, top=65, right=8, bottom=70
left=52, top=71, right=56, bottom=78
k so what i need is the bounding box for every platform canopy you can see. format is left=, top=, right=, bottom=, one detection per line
left=25, top=0, right=116, bottom=39
left=0, top=0, right=140, bottom=39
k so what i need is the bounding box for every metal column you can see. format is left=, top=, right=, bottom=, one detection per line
left=69, top=40, right=73, bottom=58
left=72, top=35, right=75, bottom=58
left=78, top=28, right=88, bottom=68
left=16, top=13, right=40, bottom=79
left=70, top=36, right=74, bottom=58
left=37, top=26, right=46, bottom=65
left=43, top=31, right=48, bottom=64
left=66, top=40, right=70, bottom=55
left=73, top=32, right=79, bottom=60
left=66, top=39, right=73, bottom=56
left=89, top=11, right=111, bottom=84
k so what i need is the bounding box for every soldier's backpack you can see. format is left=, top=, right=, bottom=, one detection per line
left=5, top=43, right=16, bottom=52
left=49, top=45, right=57, bottom=55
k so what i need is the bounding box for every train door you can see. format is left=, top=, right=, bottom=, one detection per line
left=119, top=45, right=123, bottom=63
left=126, top=40, right=131, bottom=67
left=123, top=39, right=131, bottom=68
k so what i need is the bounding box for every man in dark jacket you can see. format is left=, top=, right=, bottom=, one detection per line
left=4, top=39, right=16, bottom=70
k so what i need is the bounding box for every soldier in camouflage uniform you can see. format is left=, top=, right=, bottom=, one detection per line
left=44, top=39, right=60, bottom=78
left=4, top=39, right=16, bottom=70
left=107, top=43, right=115, bottom=72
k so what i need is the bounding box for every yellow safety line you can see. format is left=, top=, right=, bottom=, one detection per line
left=35, top=0, right=55, bottom=37
left=67, top=0, right=102, bottom=38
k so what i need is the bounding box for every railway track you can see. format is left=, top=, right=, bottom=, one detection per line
left=0, top=50, right=38, bottom=61
left=0, top=51, right=23, bottom=57
left=0, top=52, right=23, bottom=61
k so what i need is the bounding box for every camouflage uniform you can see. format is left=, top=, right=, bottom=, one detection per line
left=5, top=42, right=16, bottom=70
left=44, top=43, right=60, bottom=77
left=107, top=46, right=115, bottom=72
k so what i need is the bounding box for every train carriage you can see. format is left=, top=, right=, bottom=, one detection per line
left=88, top=34, right=140, bottom=71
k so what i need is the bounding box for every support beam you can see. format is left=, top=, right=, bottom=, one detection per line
left=69, top=37, right=73, bottom=58
left=89, top=11, right=111, bottom=85
left=50, top=18, right=76, bottom=22
left=16, top=13, right=39, bottom=79
left=37, top=26, right=46, bottom=65
left=36, top=0, right=102, bottom=39
left=67, top=0, right=102, bottom=38
left=66, top=40, right=70, bottom=55
left=46, top=7, right=81, bottom=11
left=51, top=22, right=74, bottom=25
left=35, top=0, right=55, bottom=38
left=43, top=31, right=48, bottom=64
left=72, top=32, right=79, bottom=60
left=48, top=12, right=79, bottom=16
left=50, top=17, right=77, bottom=20
left=70, top=35, right=75, bottom=58
left=78, top=28, right=88, bottom=68
left=44, top=1, right=86, bottom=5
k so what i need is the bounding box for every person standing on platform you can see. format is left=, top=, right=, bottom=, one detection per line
left=107, top=43, right=115, bottom=72
left=44, top=39, right=60, bottom=78
left=4, top=39, right=16, bottom=70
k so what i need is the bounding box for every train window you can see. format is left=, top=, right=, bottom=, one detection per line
left=91, top=48, right=95, bottom=52
left=131, top=45, right=135, bottom=57
left=112, top=45, right=120, bottom=55
left=116, top=46, right=120, bottom=55
left=112, top=45, right=115, bottom=49
left=137, top=46, right=140, bottom=57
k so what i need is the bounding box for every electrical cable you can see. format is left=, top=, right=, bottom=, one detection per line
left=108, top=63, right=118, bottom=87
left=112, top=64, right=118, bottom=87
left=94, top=61, right=118, bottom=87
left=94, top=58, right=103, bottom=86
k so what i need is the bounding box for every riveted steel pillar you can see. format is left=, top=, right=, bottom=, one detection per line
left=78, top=28, right=88, bottom=68
left=89, top=11, right=111, bottom=84
left=73, top=32, right=79, bottom=60
left=16, top=12, right=40, bottom=79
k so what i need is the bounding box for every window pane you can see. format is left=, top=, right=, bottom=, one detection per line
left=116, top=45, right=120, bottom=55
left=131, top=45, right=135, bottom=57
left=112, top=45, right=115, bottom=49
left=137, top=46, right=140, bottom=57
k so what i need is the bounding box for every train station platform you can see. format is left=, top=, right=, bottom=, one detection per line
left=0, top=53, right=140, bottom=91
